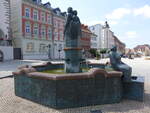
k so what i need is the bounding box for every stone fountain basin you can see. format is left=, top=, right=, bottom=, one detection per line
left=13, top=62, right=123, bottom=109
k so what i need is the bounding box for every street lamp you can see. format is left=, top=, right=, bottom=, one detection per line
left=58, top=44, right=62, bottom=60
left=47, top=44, right=51, bottom=60
left=58, top=49, right=61, bottom=60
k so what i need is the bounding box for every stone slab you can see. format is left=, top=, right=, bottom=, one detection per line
left=123, top=76, right=144, bottom=101
left=14, top=68, right=122, bottom=109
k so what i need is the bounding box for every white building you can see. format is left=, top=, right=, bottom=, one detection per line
left=0, top=0, right=13, bottom=61
left=90, top=33, right=97, bottom=49
left=101, top=21, right=114, bottom=49
left=89, top=24, right=103, bottom=50
left=0, top=0, right=10, bottom=40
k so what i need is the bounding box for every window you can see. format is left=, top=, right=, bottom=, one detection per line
left=41, top=26, right=46, bottom=38
left=33, top=10, right=38, bottom=20
left=58, top=22, right=60, bottom=28
left=59, top=31, right=63, bottom=40
left=25, top=22, right=31, bottom=33
left=54, top=31, right=58, bottom=40
left=92, top=36, right=96, bottom=41
left=47, top=28, right=52, bottom=39
left=47, top=15, right=52, bottom=24
left=41, top=12, right=45, bottom=22
left=102, top=29, right=105, bottom=38
left=39, top=44, right=46, bottom=52
left=25, top=8, right=30, bottom=18
left=82, top=32, right=86, bottom=38
left=54, top=21, right=57, bottom=27
left=26, top=42, right=34, bottom=52
left=33, top=24, right=38, bottom=36
left=56, top=10, right=60, bottom=15
left=58, top=44, right=62, bottom=51
left=92, top=27, right=95, bottom=30
left=91, top=42, right=97, bottom=48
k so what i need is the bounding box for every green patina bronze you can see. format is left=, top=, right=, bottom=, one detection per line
left=64, top=7, right=83, bottom=73
left=109, top=46, right=132, bottom=82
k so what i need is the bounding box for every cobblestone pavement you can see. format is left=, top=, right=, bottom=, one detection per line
left=0, top=58, right=150, bottom=113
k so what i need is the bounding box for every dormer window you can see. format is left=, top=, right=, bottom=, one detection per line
left=44, top=2, right=51, bottom=9
left=56, top=10, right=60, bottom=15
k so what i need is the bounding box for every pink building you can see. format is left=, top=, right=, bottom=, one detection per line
left=11, top=0, right=66, bottom=59
left=52, top=8, right=66, bottom=59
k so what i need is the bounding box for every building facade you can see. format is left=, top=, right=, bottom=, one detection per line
left=134, top=44, right=150, bottom=56
left=81, top=24, right=92, bottom=50
left=0, top=0, right=13, bottom=61
left=52, top=8, right=66, bottom=59
left=89, top=24, right=103, bottom=50
left=0, top=0, right=11, bottom=43
left=101, top=21, right=114, bottom=49
left=80, top=24, right=92, bottom=57
left=89, top=21, right=125, bottom=54
left=113, top=35, right=126, bottom=54
left=90, top=33, right=97, bottom=49
left=10, top=0, right=67, bottom=60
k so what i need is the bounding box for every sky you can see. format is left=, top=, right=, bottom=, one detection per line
left=43, top=0, right=150, bottom=48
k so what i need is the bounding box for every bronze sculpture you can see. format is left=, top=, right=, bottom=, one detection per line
left=64, top=7, right=82, bottom=73
left=64, top=7, right=81, bottom=47
left=109, top=46, right=132, bottom=82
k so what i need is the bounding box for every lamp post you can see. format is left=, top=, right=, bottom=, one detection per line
left=58, top=49, right=61, bottom=60
left=47, top=44, right=51, bottom=60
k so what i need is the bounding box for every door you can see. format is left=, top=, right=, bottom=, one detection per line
left=13, top=48, right=22, bottom=60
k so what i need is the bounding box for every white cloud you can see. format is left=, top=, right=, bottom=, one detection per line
left=83, top=5, right=150, bottom=27
left=105, top=8, right=131, bottom=20
left=126, top=31, right=137, bottom=38
left=109, top=20, right=118, bottom=26
left=133, top=5, right=150, bottom=18
left=83, top=20, right=118, bottom=26
left=83, top=20, right=104, bottom=26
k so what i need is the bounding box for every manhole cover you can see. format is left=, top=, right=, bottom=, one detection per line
left=90, top=110, right=102, bottom=113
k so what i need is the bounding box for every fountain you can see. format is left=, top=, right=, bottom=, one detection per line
left=64, top=8, right=82, bottom=73
left=13, top=7, right=144, bottom=109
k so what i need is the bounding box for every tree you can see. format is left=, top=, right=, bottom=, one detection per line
left=100, top=48, right=108, bottom=54
left=99, top=48, right=108, bottom=58
left=89, top=49, right=97, bottom=57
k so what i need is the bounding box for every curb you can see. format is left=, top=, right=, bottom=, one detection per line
left=0, top=75, right=14, bottom=79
